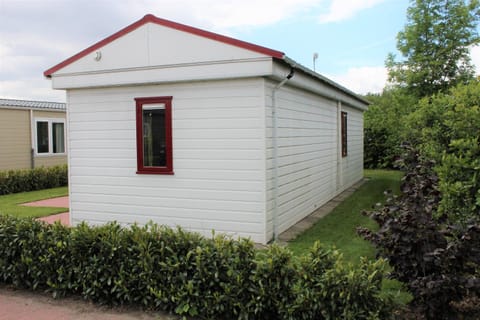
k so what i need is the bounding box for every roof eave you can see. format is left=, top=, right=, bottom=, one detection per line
left=279, top=56, right=370, bottom=106
left=0, top=98, right=66, bottom=110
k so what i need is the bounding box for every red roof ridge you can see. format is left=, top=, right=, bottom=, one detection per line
left=44, top=14, right=285, bottom=77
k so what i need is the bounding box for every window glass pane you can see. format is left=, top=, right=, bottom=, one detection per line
left=37, top=121, right=49, bottom=153
left=143, top=104, right=166, bottom=167
left=52, top=122, right=65, bottom=153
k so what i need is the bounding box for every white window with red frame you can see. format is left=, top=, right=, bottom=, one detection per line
left=135, top=96, right=173, bottom=174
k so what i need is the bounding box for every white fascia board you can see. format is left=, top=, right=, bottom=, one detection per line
left=50, top=58, right=273, bottom=89
left=270, top=61, right=369, bottom=111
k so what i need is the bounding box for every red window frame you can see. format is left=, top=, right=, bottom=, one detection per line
left=341, top=111, right=348, bottom=157
left=135, top=96, right=174, bottom=175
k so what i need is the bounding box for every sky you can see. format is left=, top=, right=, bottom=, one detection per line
left=0, top=0, right=479, bottom=102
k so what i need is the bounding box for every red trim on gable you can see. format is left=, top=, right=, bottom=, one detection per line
left=44, top=14, right=285, bottom=77
left=44, top=17, right=148, bottom=77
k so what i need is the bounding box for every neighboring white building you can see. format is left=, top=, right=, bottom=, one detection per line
left=45, top=14, right=368, bottom=244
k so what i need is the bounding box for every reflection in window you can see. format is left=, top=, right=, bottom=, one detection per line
left=36, top=121, right=49, bottom=153
left=135, top=96, right=173, bottom=174
left=36, top=120, right=65, bottom=155
left=341, top=112, right=348, bottom=157
left=53, top=122, right=65, bottom=153
left=143, top=105, right=166, bottom=167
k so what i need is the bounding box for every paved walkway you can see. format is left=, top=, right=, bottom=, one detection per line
left=22, top=196, right=69, bottom=208
left=21, top=196, right=70, bottom=226
left=0, top=287, right=178, bottom=320
left=37, top=212, right=70, bottom=225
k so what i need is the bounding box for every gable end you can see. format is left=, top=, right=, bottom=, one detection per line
left=44, top=14, right=285, bottom=77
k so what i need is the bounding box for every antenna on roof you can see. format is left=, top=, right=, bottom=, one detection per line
left=313, top=52, right=319, bottom=72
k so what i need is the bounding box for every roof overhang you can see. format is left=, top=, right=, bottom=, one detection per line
left=280, top=56, right=370, bottom=106
left=44, top=14, right=369, bottom=109
left=268, top=57, right=369, bottom=110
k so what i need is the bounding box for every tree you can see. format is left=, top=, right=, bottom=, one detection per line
left=404, top=80, right=480, bottom=223
left=387, top=0, right=480, bottom=98
left=363, top=88, right=417, bottom=168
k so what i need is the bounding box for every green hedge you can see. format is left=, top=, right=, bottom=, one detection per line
left=0, top=165, right=68, bottom=195
left=0, top=216, right=393, bottom=319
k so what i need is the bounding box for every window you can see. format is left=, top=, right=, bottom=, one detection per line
left=135, top=96, right=173, bottom=174
left=35, top=119, right=66, bottom=155
left=52, top=122, right=65, bottom=153
left=341, top=111, right=348, bottom=157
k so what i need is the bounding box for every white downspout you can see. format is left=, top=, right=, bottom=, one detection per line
left=272, top=68, right=294, bottom=241
left=65, top=94, right=73, bottom=227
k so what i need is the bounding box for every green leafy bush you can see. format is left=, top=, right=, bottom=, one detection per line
left=0, top=216, right=393, bottom=319
left=0, top=165, right=68, bottom=195
left=403, top=81, right=480, bottom=223
left=249, top=244, right=297, bottom=319
left=359, top=149, right=480, bottom=319
left=291, top=243, right=389, bottom=319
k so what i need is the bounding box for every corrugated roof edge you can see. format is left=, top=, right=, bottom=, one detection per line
left=281, top=56, right=370, bottom=106
left=0, top=98, right=66, bottom=110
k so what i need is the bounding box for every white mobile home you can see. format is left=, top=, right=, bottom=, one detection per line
left=45, top=14, right=368, bottom=244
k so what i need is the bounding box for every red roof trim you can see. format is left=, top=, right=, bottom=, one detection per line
left=44, top=14, right=285, bottom=77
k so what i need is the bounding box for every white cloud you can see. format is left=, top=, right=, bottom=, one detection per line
left=0, top=0, right=325, bottom=102
left=471, top=45, right=480, bottom=75
left=0, top=79, right=65, bottom=102
left=328, top=66, right=388, bottom=94
left=0, top=0, right=388, bottom=102
left=319, top=0, right=386, bottom=23
left=0, top=31, right=78, bottom=102
left=191, top=0, right=320, bottom=30
left=119, top=0, right=321, bottom=31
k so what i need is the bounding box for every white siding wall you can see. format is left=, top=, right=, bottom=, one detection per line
left=265, top=82, right=339, bottom=240
left=67, top=78, right=267, bottom=243
left=340, top=104, right=364, bottom=188
left=265, top=82, right=364, bottom=241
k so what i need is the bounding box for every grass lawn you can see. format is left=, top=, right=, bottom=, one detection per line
left=0, top=187, right=68, bottom=218
left=288, top=169, right=411, bottom=304
left=288, top=169, right=403, bottom=260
